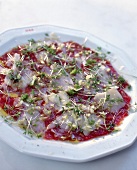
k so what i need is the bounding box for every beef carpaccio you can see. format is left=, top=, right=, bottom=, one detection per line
left=0, top=34, right=131, bottom=141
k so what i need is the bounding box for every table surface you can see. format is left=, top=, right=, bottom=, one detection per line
left=0, top=0, right=137, bottom=169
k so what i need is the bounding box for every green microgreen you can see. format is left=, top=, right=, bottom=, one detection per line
left=70, top=68, right=77, bottom=75
left=86, top=59, right=97, bottom=66
left=117, top=76, right=126, bottom=84
left=97, top=47, right=102, bottom=51
left=8, top=70, right=21, bottom=83
left=66, top=101, right=73, bottom=107
left=73, top=106, right=83, bottom=115
left=31, top=89, right=35, bottom=95
left=21, top=93, right=29, bottom=102
left=67, top=89, right=78, bottom=96
left=43, top=45, right=56, bottom=55
left=128, top=85, right=132, bottom=90
left=89, top=120, right=95, bottom=126
left=15, top=61, right=22, bottom=68
left=28, top=39, right=36, bottom=44
left=74, top=84, right=81, bottom=90
left=106, top=94, right=110, bottom=101
left=45, top=33, right=49, bottom=36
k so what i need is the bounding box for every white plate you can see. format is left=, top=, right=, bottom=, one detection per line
left=0, top=25, right=137, bottom=162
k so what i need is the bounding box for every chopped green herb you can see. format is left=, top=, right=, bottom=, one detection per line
left=115, top=98, right=123, bottom=102
left=21, top=93, right=29, bottom=102
left=113, top=128, right=120, bottom=132
left=43, top=45, right=56, bottom=55
left=74, top=84, right=81, bottom=90
left=61, top=69, right=67, bottom=76
left=67, top=89, right=78, bottom=96
left=101, top=53, right=107, bottom=58
left=27, top=98, right=34, bottom=104
left=83, top=50, right=91, bottom=56
left=37, top=133, right=42, bottom=138
left=3, top=105, right=8, bottom=111
left=14, top=112, right=21, bottom=117
left=15, top=61, right=22, bottom=68
left=86, top=59, right=96, bottom=66
left=89, top=120, right=95, bottom=126
left=31, top=89, right=35, bottom=95
left=41, top=72, right=46, bottom=78
left=97, top=47, right=102, bottom=51
left=66, top=102, right=73, bottom=107
left=45, top=33, right=49, bottom=36
left=28, top=39, right=36, bottom=44
left=117, top=76, right=125, bottom=84
left=8, top=71, right=21, bottom=83
left=78, top=98, right=82, bottom=102
left=70, top=68, right=77, bottom=75
left=128, top=85, right=132, bottom=90
left=22, top=47, right=35, bottom=55
left=33, top=124, right=37, bottom=127
left=108, top=80, right=112, bottom=84
left=73, top=106, right=83, bottom=115
left=106, top=94, right=110, bottom=101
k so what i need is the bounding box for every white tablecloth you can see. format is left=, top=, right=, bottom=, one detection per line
left=0, top=0, right=137, bottom=169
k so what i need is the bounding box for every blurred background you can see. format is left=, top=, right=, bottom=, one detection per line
left=0, top=0, right=137, bottom=64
